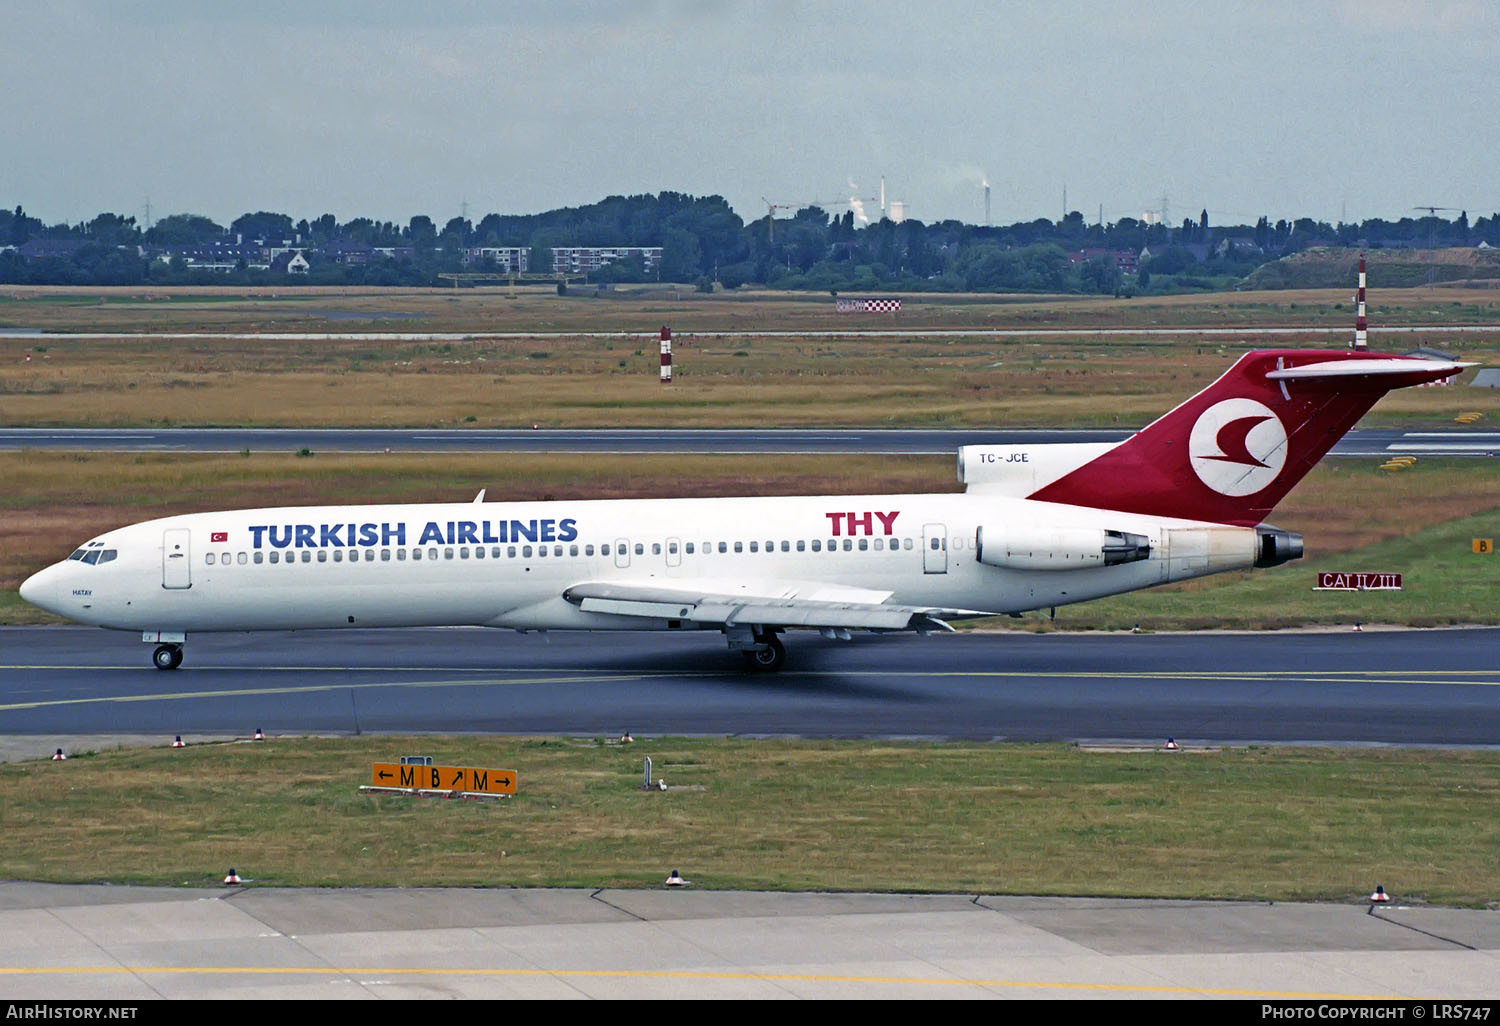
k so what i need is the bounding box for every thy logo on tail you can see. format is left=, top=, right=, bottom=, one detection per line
left=1029, top=350, right=1468, bottom=526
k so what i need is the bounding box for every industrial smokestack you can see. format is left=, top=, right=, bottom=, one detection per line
left=984, top=181, right=990, bottom=227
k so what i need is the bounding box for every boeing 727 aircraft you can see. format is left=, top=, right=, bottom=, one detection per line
left=20, top=348, right=1468, bottom=671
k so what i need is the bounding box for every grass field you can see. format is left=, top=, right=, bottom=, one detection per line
left=2, top=286, right=1498, bottom=903
left=2, top=737, right=1496, bottom=905
left=1, top=284, right=1497, bottom=429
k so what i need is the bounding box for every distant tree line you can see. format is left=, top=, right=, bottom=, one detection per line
left=2, top=196, right=1498, bottom=294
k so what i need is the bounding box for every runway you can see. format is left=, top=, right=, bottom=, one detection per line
left=1, top=425, right=1497, bottom=456
left=2, top=626, right=1497, bottom=750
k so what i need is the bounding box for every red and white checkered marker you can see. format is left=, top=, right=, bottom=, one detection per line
left=1352, top=254, right=1368, bottom=350
left=659, top=325, right=672, bottom=384
left=836, top=298, right=902, bottom=313
left=1369, top=885, right=1390, bottom=903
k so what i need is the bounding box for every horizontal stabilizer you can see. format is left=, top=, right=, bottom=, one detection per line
left=1266, top=358, right=1473, bottom=382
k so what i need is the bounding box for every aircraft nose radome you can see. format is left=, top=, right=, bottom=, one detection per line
left=19, top=565, right=59, bottom=614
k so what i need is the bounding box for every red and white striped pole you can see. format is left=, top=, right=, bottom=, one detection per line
left=1352, top=253, right=1368, bottom=350
left=659, top=325, right=672, bottom=384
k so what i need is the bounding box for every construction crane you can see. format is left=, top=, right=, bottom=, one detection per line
left=761, top=196, right=876, bottom=241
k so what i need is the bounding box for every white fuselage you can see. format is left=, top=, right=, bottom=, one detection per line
left=21, top=491, right=1260, bottom=636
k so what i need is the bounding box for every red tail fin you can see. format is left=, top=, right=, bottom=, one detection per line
left=1027, top=349, right=1468, bottom=526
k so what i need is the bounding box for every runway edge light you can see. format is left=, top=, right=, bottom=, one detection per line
left=665, top=869, right=689, bottom=888
left=1162, top=738, right=1179, bottom=751
left=51, top=748, right=65, bottom=761
left=172, top=736, right=185, bottom=748
left=223, top=868, right=241, bottom=885
left=1369, top=885, right=1390, bottom=904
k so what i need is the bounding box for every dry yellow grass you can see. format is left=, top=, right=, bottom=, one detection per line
left=3, top=330, right=1495, bottom=428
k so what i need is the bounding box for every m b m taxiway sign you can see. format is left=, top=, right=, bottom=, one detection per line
left=372, top=762, right=517, bottom=795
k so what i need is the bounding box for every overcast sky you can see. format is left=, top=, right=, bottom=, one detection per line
left=4, top=1, right=1498, bottom=230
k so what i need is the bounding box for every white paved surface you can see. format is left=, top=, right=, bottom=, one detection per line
left=0, top=884, right=1495, bottom=999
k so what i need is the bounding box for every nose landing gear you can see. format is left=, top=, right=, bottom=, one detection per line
left=152, top=644, right=184, bottom=671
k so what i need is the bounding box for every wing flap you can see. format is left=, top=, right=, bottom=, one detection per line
left=567, top=579, right=922, bottom=630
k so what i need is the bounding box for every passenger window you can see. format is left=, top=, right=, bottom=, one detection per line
left=734, top=541, right=743, bottom=553
left=554, top=545, right=563, bottom=556
left=444, top=548, right=454, bottom=560
left=381, top=549, right=391, bottom=561
left=653, top=543, right=662, bottom=556
left=601, top=544, right=610, bottom=556
left=318, top=550, right=328, bottom=562
left=253, top=552, right=263, bottom=564
left=858, top=539, right=868, bottom=551
left=459, top=547, right=469, bottom=559
left=523, top=545, right=533, bottom=558
left=634, top=543, right=643, bottom=556
left=811, top=540, right=820, bottom=552
left=569, top=545, right=579, bottom=556
left=874, top=538, right=884, bottom=550
left=205, top=553, right=215, bottom=565
left=333, top=551, right=343, bottom=563
left=302, top=551, right=312, bottom=563
left=904, top=538, right=913, bottom=550
left=780, top=541, right=789, bottom=552
left=475, top=547, right=485, bottom=559
left=718, top=542, right=727, bottom=553
left=413, top=549, right=422, bottom=561
left=749, top=541, right=758, bottom=553
left=491, top=546, right=501, bottom=558
left=797, top=540, right=806, bottom=552
left=428, top=548, right=438, bottom=560
left=221, top=551, right=230, bottom=563
left=685, top=542, right=694, bottom=554
left=507, top=546, right=517, bottom=558
left=398, top=549, right=408, bottom=561
left=269, top=551, right=279, bottom=564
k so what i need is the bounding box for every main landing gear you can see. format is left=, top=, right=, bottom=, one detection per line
left=726, top=626, right=786, bottom=673
left=152, top=644, right=183, bottom=671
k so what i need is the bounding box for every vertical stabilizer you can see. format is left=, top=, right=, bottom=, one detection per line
left=1027, top=349, right=1468, bottom=526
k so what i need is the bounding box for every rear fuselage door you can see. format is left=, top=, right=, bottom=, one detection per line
left=162, top=528, right=192, bottom=589
left=923, top=523, right=948, bottom=574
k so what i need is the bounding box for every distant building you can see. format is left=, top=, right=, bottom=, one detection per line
left=463, top=246, right=529, bottom=272
left=17, top=239, right=86, bottom=261
left=1066, top=248, right=1139, bottom=275
left=269, top=250, right=309, bottom=274
left=550, top=246, right=662, bottom=275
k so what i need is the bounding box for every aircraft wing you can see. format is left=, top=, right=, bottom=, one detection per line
left=562, top=578, right=958, bottom=631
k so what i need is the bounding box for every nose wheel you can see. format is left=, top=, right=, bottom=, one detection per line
left=152, top=644, right=184, bottom=671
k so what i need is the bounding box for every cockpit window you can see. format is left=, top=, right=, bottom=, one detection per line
left=70, top=545, right=117, bottom=566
